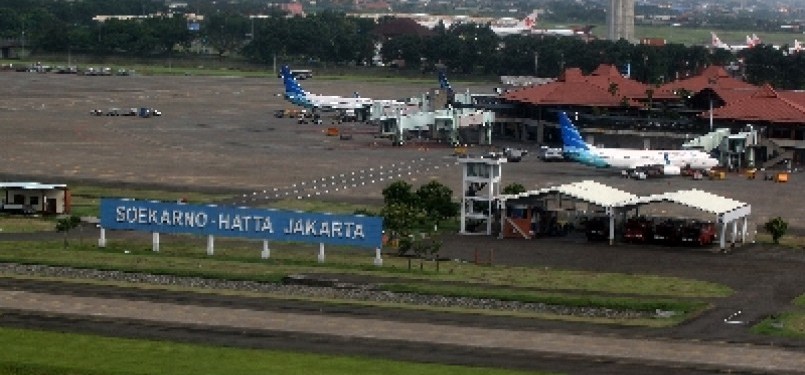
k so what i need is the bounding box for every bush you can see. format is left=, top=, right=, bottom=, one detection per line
left=764, top=217, right=788, bottom=244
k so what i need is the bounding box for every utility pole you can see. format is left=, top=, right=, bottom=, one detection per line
left=533, top=51, right=539, bottom=76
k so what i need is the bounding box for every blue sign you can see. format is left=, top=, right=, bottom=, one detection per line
left=100, top=198, right=383, bottom=249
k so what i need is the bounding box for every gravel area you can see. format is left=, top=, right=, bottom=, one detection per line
left=0, top=263, right=658, bottom=320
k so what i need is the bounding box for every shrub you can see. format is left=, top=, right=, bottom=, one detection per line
left=764, top=217, right=788, bottom=244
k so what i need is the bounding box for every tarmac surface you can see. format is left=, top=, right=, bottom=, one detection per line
left=2, top=71, right=805, bottom=374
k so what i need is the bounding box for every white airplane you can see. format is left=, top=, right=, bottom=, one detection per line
left=533, top=24, right=594, bottom=37
left=281, top=65, right=374, bottom=110
left=489, top=11, right=538, bottom=36
left=710, top=32, right=757, bottom=52
left=746, top=33, right=762, bottom=48
left=559, top=112, right=719, bottom=175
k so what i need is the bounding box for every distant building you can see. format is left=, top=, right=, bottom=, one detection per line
left=0, top=182, right=70, bottom=215
left=281, top=2, right=305, bottom=17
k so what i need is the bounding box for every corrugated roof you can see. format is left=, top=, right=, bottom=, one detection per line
left=501, top=180, right=638, bottom=207
left=615, top=188, right=748, bottom=215
left=500, top=182, right=750, bottom=223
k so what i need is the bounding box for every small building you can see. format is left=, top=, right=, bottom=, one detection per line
left=0, top=182, right=71, bottom=215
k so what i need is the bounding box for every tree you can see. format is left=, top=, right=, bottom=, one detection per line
left=144, top=16, right=193, bottom=55
left=764, top=217, right=788, bottom=245
left=204, top=12, right=250, bottom=57
left=56, top=215, right=81, bottom=249
left=416, top=180, right=457, bottom=228
left=380, top=202, right=427, bottom=255
left=502, top=183, right=526, bottom=195
left=382, top=180, right=417, bottom=207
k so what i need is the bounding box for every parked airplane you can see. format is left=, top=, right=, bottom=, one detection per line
left=533, top=24, right=594, bottom=37
left=746, top=33, right=762, bottom=48
left=558, top=112, right=719, bottom=175
left=710, top=32, right=758, bottom=52
left=489, top=11, right=538, bottom=36
left=281, top=65, right=374, bottom=110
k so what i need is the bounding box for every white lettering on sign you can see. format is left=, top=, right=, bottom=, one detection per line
left=218, top=214, right=274, bottom=233
left=283, top=218, right=364, bottom=239
left=116, top=206, right=208, bottom=228
left=107, top=201, right=376, bottom=246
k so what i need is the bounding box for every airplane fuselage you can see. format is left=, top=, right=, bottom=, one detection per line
left=566, top=147, right=718, bottom=171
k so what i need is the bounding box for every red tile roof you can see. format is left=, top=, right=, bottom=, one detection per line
left=706, top=84, right=805, bottom=123
left=503, top=64, right=672, bottom=107
left=659, top=65, right=756, bottom=95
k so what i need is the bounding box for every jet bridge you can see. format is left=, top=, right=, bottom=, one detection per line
left=372, top=105, right=495, bottom=146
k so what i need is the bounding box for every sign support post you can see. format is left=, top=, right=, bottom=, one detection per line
left=374, top=247, right=383, bottom=266
left=152, top=232, right=160, bottom=252
left=262, top=240, right=270, bottom=259
left=207, top=235, right=215, bottom=256
left=98, top=228, right=106, bottom=248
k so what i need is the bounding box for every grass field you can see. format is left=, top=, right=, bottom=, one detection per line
left=0, top=216, right=55, bottom=233
left=0, top=327, right=549, bottom=375
left=537, top=22, right=803, bottom=47
left=0, top=237, right=728, bottom=327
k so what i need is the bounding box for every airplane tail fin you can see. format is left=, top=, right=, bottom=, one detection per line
left=281, top=65, right=307, bottom=97
left=558, top=112, right=590, bottom=152
left=795, top=39, right=802, bottom=52
left=711, top=32, right=725, bottom=48
left=519, top=11, right=538, bottom=29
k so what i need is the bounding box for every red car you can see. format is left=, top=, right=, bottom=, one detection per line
left=679, top=220, right=717, bottom=246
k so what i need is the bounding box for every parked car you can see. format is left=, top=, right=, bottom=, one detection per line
left=539, top=146, right=565, bottom=162
left=623, top=216, right=654, bottom=243
left=679, top=220, right=717, bottom=246
left=653, top=218, right=685, bottom=245
left=585, top=216, right=609, bottom=241
left=503, top=147, right=525, bottom=162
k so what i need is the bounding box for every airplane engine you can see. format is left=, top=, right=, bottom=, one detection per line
left=663, top=165, right=681, bottom=175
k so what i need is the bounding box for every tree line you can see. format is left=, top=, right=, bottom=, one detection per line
left=3, top=2, right=805, bottom=89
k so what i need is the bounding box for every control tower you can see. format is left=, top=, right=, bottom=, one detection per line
left=607, top=0, right=635, bottom=42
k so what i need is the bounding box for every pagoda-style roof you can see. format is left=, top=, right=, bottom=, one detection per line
left=659, top=65, right=757, bottom=95
left=503, top=64, right=673, bottom=107
left=705, top=84, right=805, bottom=123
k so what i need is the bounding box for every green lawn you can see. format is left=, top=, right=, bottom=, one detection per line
left=0, top=238, right=726, bottom=327
left=751, top=293, right=805, bottom=339
left=0, top=327, right=550, bottom=375
left=0, top=216, right=56, bottom=233
left=0, top=241, right=732, bottom=299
